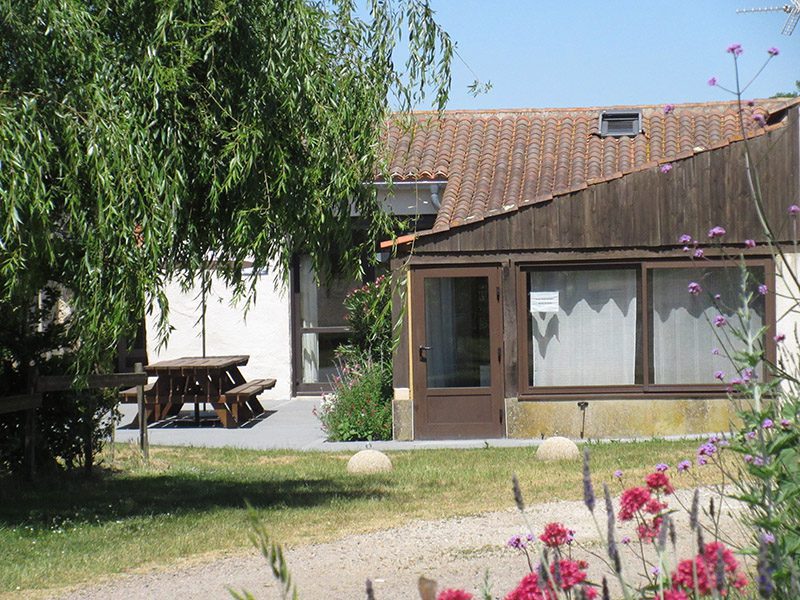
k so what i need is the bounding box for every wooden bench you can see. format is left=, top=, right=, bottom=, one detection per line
left=219, top=378, right=275, bottom=426
left=119, top=382, right=155, bottom=402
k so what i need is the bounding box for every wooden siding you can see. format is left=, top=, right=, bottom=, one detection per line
left=411, top=108, right=799, bottom=255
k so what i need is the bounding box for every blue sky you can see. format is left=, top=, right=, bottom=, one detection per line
left=426, top=1, right=799, bottom=110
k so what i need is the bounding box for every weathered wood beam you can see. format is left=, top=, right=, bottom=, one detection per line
left=0, top=394, right=42, bottom=415
left=37, top=372, right=148, bottom=392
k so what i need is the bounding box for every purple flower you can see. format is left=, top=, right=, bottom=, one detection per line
left=651, top=566, right=661, bottom=576
left=708, top=226, right=727, bottom=238
left=621, top=535, right=631, bottom=545
left=708, top=77, right=718, bottom=87
left=789, top=204, right=800, bottom=215
left=660, top=163, right=673, bottom=174
left=613, top=469, right=623, bottom=479
left=762, top=532, right=775, bottom=544
left=714, top=370, right=725, bottom=381
left=719, top=439, right=730, bottom=447
left=713, top=315, right=727, bottom=327
left=753, top=113, right=766, bottom=127
left=682, top=246, right=691, bottom=253
left=698, top=442, right=717, bottom=456
left=697, top=455, right=708, bottom=466
left=663, top=104, right=675, bottom=115
left=679, top=233, right=693, bottom=244
left=759, top=284, right=768, bottom=295
left=780, top=419, right=791, bottom=428
left=747, top=99, right=755, bottom=107
left=762, top=418, right=774, bottom=429
left=688, top=282, right=702, bottom=295
left=774, top=333, right=786, bottom=343
left=726, top=43, right=743, bottom=56
left=744, top=454, right=754, bottom=464
left=507, top=534, right=526, bottom=549
left=767, top=47, right=779, bottom=56
left=694, top=248, right=705, bottom=259
left=655, top=463, right=669, bottom=472
left=753, top=456, right=765, bottom=467
left=744, top=239, right=756, bottom=248
left=678, top=460, right=692, bottom=472
left=714, top=293, right=721, bottom=300
left=711, top=347, right=720, bottom=356
left=746, top=430, right=757, bottom=441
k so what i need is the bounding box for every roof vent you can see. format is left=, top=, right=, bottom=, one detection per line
left=599, top=110, right=642, bottom=137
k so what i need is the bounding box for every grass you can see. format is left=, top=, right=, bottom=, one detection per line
left=0, top=438, right=713, bottom=596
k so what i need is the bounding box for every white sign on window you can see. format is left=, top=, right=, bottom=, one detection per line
left=530, top=291, right=560, bottom=313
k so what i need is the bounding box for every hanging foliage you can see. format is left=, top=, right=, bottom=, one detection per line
left=0, top=0, right=452, bottom=376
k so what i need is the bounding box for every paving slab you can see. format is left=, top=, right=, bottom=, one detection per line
left=114, top=398, right=707, bottom=452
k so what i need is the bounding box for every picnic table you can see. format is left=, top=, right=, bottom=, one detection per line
left=120, top=356, right=275, bottom=428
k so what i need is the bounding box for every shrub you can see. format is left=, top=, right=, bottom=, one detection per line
left=315, top=359, right=392, bottom=441
left=337, top=274, right=394, bottom=365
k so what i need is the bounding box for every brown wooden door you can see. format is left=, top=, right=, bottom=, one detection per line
left=411, top=267, right=504, bottom=439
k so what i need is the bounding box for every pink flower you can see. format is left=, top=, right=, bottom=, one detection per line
left=714, top=370, right=725, bottom=380
left=646, top=472, right=675, bottom=494
left=663, top=104, right=675, bottom=115
left=744, top=239, right=756, bottom=248
left=438, top=590, right=474, bottom=600
left=614, top=469, right=624, bottom=479
left=619, top=486, right=652, bottom=520
left=660, top=163, right=673, bottom=174
left=707, top=226, right=726, bottom=238
left=688, top=282, right=702, bottom=295
left=768, top=47, right=780, bottom=56
left=775, top=333, right=786, bottom=343
left=708, top=77, right=717, bottom=86
left=726, top=43, right=743, bottom=56
left=789, top=204, right=800, bottom=215
left=678, top=234, right=693, bottom=244
left=693, top=248, right=704, bottom=259
left=780, top=418, right=791, bottom=428
left=539, top=522, right=573, bottom=547
left=713, top=315, right=727, bottom=327
left=759, top=284, right=768, bottom=295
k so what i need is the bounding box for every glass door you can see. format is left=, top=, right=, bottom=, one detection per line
left=411, top=266, right=504, bottom=439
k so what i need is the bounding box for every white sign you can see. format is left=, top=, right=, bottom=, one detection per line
left=530, top=291, right=560, bottom=313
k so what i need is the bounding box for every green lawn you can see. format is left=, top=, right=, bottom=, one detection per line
left=0, top=439, right=709, bottom=597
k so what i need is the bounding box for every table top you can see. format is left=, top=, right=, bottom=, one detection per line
left=145, top=356, right=249, bottom=372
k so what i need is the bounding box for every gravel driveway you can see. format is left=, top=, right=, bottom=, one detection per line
left=49, top=489, right=744, bottom=600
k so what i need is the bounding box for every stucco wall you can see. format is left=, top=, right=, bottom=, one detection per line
left=145, top=270, right=292, bottom=399
left=505, top=397, right=738, bottom=439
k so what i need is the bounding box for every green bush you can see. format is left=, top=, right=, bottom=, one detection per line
left=0, top=287, right=119, bottom=476
left=336, top=274, right=394, bottom=364
left=315, top=359, right=392, bottom=441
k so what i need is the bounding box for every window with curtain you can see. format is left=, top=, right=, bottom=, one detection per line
left=650, top=265, right=765, bottom=384
left=527, top=268, right=639, bottom=387
left=522, top=261, right=771, bottom=393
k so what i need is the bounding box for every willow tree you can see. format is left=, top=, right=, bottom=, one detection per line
left=0, top=0, right=452, bottom=376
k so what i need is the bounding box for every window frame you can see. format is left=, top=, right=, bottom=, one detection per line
left=516, top=257, right=775, bottom=400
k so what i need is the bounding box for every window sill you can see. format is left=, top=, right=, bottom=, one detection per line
left=518, top=387, right=732, bottom=401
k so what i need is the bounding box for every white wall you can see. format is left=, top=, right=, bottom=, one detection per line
left=145, top=270, right=293, bottom=400
left=775, top=252, right=800, bottom=376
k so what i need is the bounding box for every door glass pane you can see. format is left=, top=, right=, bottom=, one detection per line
left=298, top=256, right=360, bottom=328
left=301, top=331, right=351, bottom=383
left=527, top=269, right=639, bottom=386
left=650, top=266, right=765, bottom=384
left=424, top=277, right=490, bottom=388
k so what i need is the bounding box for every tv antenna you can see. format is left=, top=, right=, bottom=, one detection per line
left=737, top=1, right=800, bottom=35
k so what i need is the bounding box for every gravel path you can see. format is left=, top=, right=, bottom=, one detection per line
left=50, top=490, right=743, bottom=600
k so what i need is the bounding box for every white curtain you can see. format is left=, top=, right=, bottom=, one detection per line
left=424, top=278, right=458, bottom=387
left=651, top=268, right=764, bottom=384
left=530, top=269, right=637, bottom=386
left=299, top=256, right=319, bottom=383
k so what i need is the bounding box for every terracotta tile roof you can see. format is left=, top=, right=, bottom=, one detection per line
left=382, top=98, right=800, bottom=233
